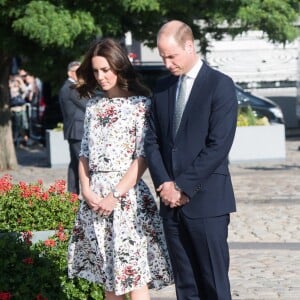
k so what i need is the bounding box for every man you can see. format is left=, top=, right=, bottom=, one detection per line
left=59, top=61, right=87, bottom=195
left=144, top=20, right=238, bottom=300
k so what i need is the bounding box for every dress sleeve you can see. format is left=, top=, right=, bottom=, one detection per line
left=133, top=97, right=151, bottom=159
left=79, top=101, right=91, bottom=158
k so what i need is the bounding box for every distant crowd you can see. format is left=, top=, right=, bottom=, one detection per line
left=9, top=69, right=44, bottom=147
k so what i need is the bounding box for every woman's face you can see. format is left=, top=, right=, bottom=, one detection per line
left=91, top=56, right=118, bottom=94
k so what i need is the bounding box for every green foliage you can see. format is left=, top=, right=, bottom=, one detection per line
left=53, top=122, right=64, bottom=131
left=237, top=0, right=299, bottom=43
left=0, top=0, right=299, bottom=93
left=0, top=174, right=106, bottom=299
left=0, top=230, right=105, bottom=299
left=0, top=174, right=131, bottom=299
left=1, top=0, right=299, bottom=70
left=0, top=0, right=299, bottom=169
left=237, top=106, right=270, bottom=127
left=122, top=0, right=160, bottom=12
left=0, top=174, right=79, bottom=232
left=13, top=1, right=97, bottom=48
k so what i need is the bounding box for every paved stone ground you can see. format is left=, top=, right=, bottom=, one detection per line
left=1, top=137, right=300, bottom=300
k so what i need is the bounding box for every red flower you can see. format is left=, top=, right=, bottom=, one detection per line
left=70, top=192, right=79, bottom=203
left=20, top=186, right=31, bottom=198
left=41, top=192, right=49, bottom=200
left=128, top=52, right=137, bottom=59
left=57, top=224, right=64, bottom=232
left=22, top=231, right=33, bottom=245
left=56, top=231, right=67, bottom=241
left=0, top=174, right=13, bottom=193
left=22, top=257, right=34, bottom=264
left=0, top=292, right=12, bottom=300
left=48, top=179, right=66, bottom=194
left=44, top=239, right=56, bottom=247
left=56, top=225, right=66, bottom=241
left=19, top=181, right=27, bottom=188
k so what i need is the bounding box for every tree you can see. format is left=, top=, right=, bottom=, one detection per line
left=0, top=0, right=299, bottom=170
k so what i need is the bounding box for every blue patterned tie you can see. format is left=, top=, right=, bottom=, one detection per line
left=173, top=75, right=187, bottom=136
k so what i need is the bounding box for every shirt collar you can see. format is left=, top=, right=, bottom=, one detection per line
left=185, top=57, right=203, bottom=79
left=68, top=77, right=77, bottom=83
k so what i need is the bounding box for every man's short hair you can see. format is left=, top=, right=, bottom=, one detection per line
left=67, top=61, right=81, bottom=71
left=158, top=20, right=194, bottom=48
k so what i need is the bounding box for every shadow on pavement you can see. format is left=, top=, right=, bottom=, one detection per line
left=16, top=143, right=49, bottom=168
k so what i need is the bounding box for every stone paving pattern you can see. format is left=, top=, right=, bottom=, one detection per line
left=1, top=138, right=300, bottom=300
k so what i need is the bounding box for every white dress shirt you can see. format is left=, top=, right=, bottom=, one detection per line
left=176, top=58, right=203, bottom=103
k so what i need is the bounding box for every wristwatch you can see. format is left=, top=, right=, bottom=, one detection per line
left=111, top=187, right=121, bottom=199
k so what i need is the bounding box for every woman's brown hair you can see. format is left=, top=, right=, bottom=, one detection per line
left=76, top=38, right=151, bottom=98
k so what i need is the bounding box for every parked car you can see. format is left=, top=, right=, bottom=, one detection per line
left=235, top=85, right=284, bottom=124
left=134, top=64, right=168, bottom=91
left=134, top=64, right=284, bottom=124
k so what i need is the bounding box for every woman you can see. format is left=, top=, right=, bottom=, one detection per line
left=68, top=38, right=173, bottom=300
left=9, top=75, right=29, bottom=146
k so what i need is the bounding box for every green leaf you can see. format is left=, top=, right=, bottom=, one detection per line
left=12, top=1, right=96, bottom=48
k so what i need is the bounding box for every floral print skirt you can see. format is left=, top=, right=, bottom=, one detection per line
left=68, top=171, right=173, bottom=295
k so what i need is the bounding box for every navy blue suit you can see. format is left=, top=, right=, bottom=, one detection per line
left=59, top=79, right=87, bottom=195
left=145, top=61, right=237, bottom=299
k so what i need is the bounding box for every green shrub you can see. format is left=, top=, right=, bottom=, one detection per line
left=0, top=229, right=104, bottom=299
left=237, top=106, right=269, bottom=126
left=0, top=175, right=78, bottom=232
left=0, top=175, right=105, bottom=299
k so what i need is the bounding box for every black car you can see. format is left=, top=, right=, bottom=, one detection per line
left=235, top=85, right=284, bottom=124
left=135, top=64, right=284, bottom=124
left=134, top=64, right=168, bottom=91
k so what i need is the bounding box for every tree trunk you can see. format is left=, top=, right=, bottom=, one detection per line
left=0, top=118, right=18, bottom=171
left=0, top=55, right=18, bottom=171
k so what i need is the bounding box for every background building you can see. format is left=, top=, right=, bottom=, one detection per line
left=135, top=31, right=299, bottom=129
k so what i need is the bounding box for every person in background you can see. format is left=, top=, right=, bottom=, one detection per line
left=59, top=61, right=87, bottom=195
left=145, top=20, right=238, bottom=300
left=18, top=69, right=44, bottom=144
left=9, top=74, right=29, bottom=146
left=67, top=38, right=173, bottom=300
left=18, top=69, right=40, bottom=102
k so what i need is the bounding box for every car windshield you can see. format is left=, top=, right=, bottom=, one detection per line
left=235, top=86, right=273, bottom=108
left=236, top=88, right=250, bottom=105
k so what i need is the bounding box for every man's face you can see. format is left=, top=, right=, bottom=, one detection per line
left=69, top=66, right=79, bottom=82
left=157, top=35, right=191, bottom=76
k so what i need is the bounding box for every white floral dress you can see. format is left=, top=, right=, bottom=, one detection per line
left=68, top=95, right=173, bottom=295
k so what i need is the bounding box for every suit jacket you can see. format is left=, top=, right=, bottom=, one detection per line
left=144, top=61, right=238, bottom=218
left=59, top=79, right=87, bottom=141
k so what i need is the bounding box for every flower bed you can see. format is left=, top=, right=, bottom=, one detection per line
left=0, top=175, right=105, bottom=299
left=0, top=229, right=104, bottom=299
left=0, top=175, right=78, bottom=231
